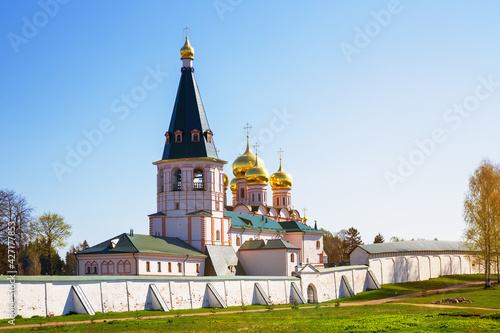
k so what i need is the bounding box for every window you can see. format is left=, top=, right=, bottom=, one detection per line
left=85, top=262, right=91, bottom=274
left=236, top=237, right=240, bottom=246
left=168, top=262, right=172, bottom=272
left=252, top=194, right=255, bottom=202
left=177, top=263, right=182, bottom=273
left=276, top=197, right=279, bottom=206
left=146, top=261, right=150, bottom=272
left=108, top=261, right=114, bottom=274
left=165, top=132, right=170, bottom=145
left=91, top=261, right=98, bottom=274
left=290, top=253, right=295, bottom=262
left=157, top=262, right=161, bottom=272
left=240, top=188, right=245, bottom=199
left=216, top=230, right=220, bottom=240
left=191, top=129, right=200, bottom=142
left=101, top=261, right=108, bottom=274
left=193, top=168, right=204, bottom=190
left=196, top=263, right=200, bottom=273
left=124, top=260, right=131, bottom=274
left=174, top=130, right=182, bottom=143
left=316, top=241, right=321, bottom=249
left=117, top=260, right=124, bottom=274
left=258, top=193, right=261, bottom=201
left=175, top=202, right=180, bottom=210
left=158, top=171, right=164, bottom=193
left=172, top=168, right=182, bottom=191
left=319, top=254, right=322, bottom=263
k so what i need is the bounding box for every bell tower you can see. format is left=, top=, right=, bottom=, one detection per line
left=149, top=32, right=230, bottom=252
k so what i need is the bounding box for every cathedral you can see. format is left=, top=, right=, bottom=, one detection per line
left=77, top=36, right=325, bottom=277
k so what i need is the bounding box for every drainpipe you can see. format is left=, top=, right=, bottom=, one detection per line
left=74, top=253, right=79, bottom=275
left=183, top=255, right=189, bottom=276
left=132, top=253, right=138, bottom=275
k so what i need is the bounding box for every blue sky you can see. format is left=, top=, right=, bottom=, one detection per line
left=2, top=0, right=500, bottom=255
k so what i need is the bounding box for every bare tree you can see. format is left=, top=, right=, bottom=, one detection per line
left=463, top=159, right=500, bottom=288
left=0, top=189, right=33, bottom=274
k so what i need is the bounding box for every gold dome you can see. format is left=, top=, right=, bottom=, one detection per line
left=270, top=161, right=293, bottom=189
left=180, top=37, right=194, bottom=59
left=245, top=156, right=269, bottom=185
left=232, top=137, right=264, bottom=178
left=230, top=178, right=237, bottom=193
left=223, top=173, right=229, bottom=189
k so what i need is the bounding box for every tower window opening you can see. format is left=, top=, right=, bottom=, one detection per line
left=276, top=197, right=279, bottom=206
left=165, top=133, right=170, bottom=145
left=174, top=130, right=183, bottom=143
left=159, top=171, right=164, bottom=193
left=172, top=168, right=182, bottom=191
left=236, top=236, right=240, bottom=246
left=191, top=129, right=200, bottom=142
left=175, top=202, right=180, bottom=210
left=240, top=188, right=245, bottom=199
left=178, top=263, right=182, bottom=273
left=193, top=168, right=204, bottom=190
left=258, top=193, right=261, bottom=202
left=216, top=230, right=221, bottom=240
left=206, top=130, right=213, bottom=143
left=252, top=193, right=255, bottom=202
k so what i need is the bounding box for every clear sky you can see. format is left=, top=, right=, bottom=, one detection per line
left=2, top=0, right=500, bottom=255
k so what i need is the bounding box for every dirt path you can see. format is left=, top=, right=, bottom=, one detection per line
left=1, top=281, right=496, bottom=330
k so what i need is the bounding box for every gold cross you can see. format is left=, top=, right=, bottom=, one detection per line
left=253, top=142, right=260, bottom=155
left=184, top=27, right=189, bottom=38
left=302, top=208, right=307, bottom=217
left=277, top=148, right=283, bottom=161
left=244, top=123, right=252, bottom=138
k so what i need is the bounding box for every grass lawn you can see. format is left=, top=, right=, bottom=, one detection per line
left=331, top=274, right=498, bottom=303
left=3, top=304, right=500, bottom=332
left=395, top=284, right=500, bottom=309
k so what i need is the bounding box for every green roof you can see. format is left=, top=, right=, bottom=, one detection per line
left=161, top=67, right=220, bottom=160
left=226, top=211, right=285, bottom=233
left=77, top=233, right=205, bottom=257
left=356, top=240, right=466, bottom=254
left=278, top=220, right=324, bottom=234
left=239, top=239, right=299, bottom=250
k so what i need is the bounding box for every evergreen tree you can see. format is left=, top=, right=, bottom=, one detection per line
left=345, top=227, right=363, bottom=254
left=373, top=233, right=385, bottom=243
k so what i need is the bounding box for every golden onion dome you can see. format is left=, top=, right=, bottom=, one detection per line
left=180, top=37, right=194, bottom=59
left=245, top=156, right=269, bottom=185
left=303, top=217, right=308, bottom=223
left=270, top=160, right=293, bottom=189
left=223, top=173, right=229, bottom=189
left=290, top=211, right=296, bottom=219
left=232, top=138, right=264, bottom=178
left=229, top=178, right=237, bottom=193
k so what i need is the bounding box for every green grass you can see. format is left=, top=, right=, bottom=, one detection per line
left=3, top=304, right=500, bottom=332
left=330, top=274, right=496, bottom=303
left=395, top=284, right=500, bottom=309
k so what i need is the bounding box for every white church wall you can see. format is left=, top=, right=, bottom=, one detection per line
left=302, top=233, right=323, bottom=265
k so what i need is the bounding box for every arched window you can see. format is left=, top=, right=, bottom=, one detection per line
left=191, top=129, right=200, bottom=142
left=85, top=261, right=91, bottom=274
left=108, top=261, right=114, bottom=274
left=172, top=168, right=182, bottom=191
left=258, top=193, right=261, bottom=201
left=240, top=188, right=245, bottom=199
left=124, top=260, right=131, bottom=274
left=290, top=253, right=295, bottom=262
left=236, top=237, right=240, bottom=246
left=101, top=261, right=108, bottom=274
left=193, top=168, right=204, bottom=190
left=117, top=260, right=124, bottom=274
left=174, top=130, right=182, bottom=143
left=165, top=132, right=170, bottom=145
left=216, top=230, right=220, bottom=240
left=276, top=197, right=279, bottom=206
left=92, top=261, right=98, bottom=274
left=252, top=194, right=255, bottom=202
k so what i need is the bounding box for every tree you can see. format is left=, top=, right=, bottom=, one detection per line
left=64, top=242, right=85, bottom=275
left=373, top=233, right=385, bottom=244
left=390, top=236, right=404, bottom=242
left=345, top=227, right=363, bottom=254
left=0, top=189, right=33, bottom=274
left=30, top=213, right=72, bottom=275
left=463, top=160, right=500, bottom=288
left=322, top=229, right=350, bottom=265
